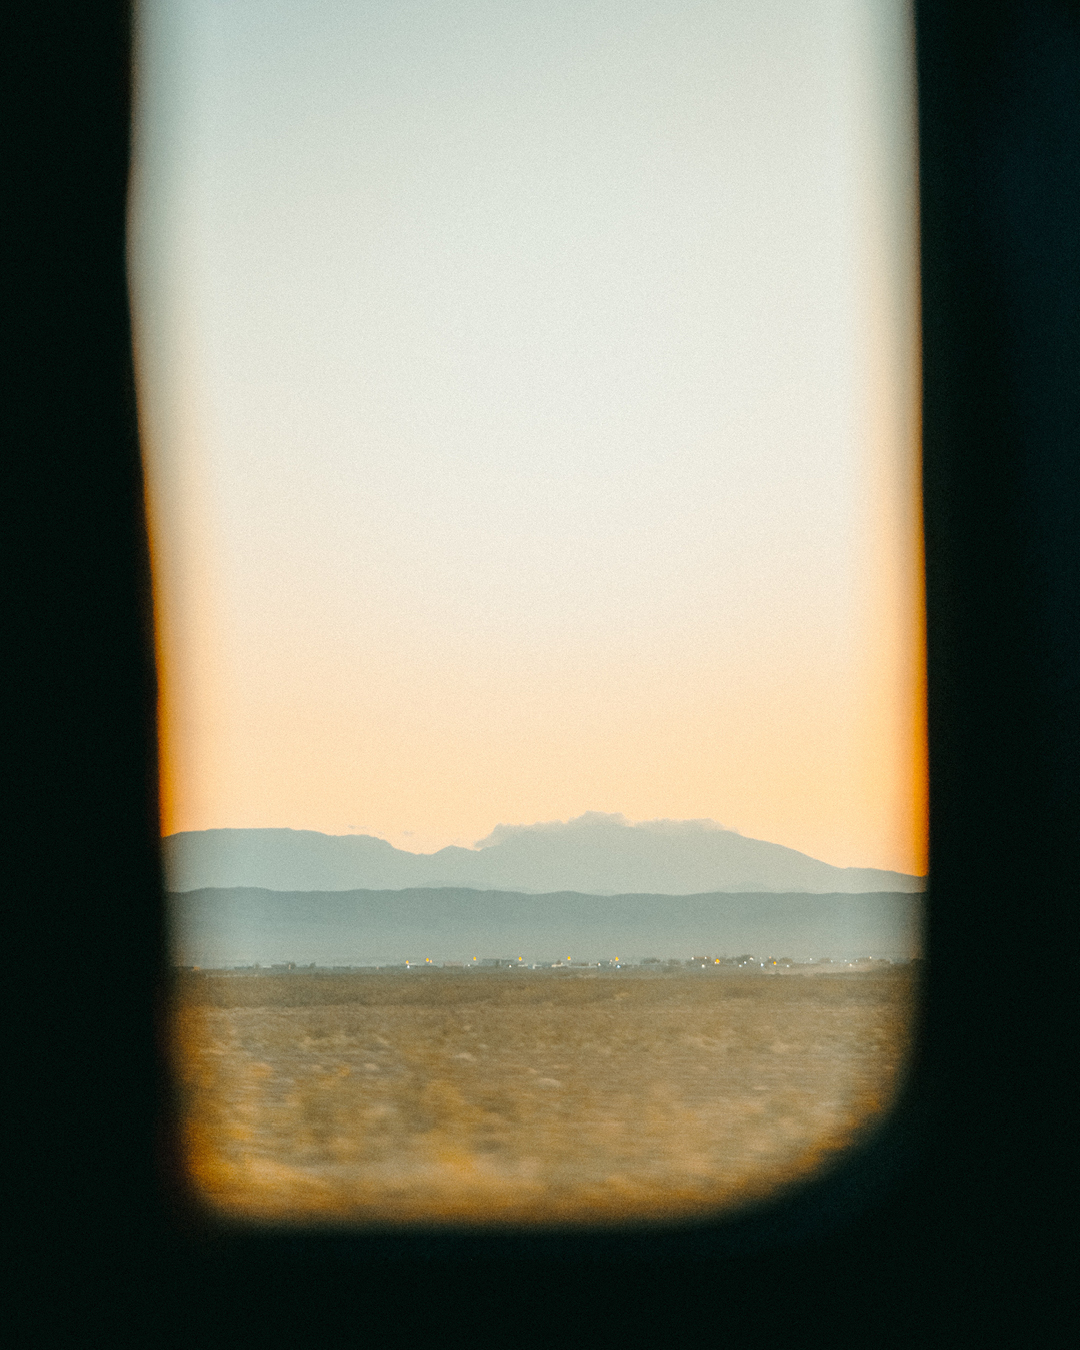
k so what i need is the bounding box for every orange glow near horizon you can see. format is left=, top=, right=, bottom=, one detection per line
left=149, top=551, right=928, bottom=874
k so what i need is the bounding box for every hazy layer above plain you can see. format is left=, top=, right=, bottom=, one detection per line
left=164, top=814, right=924, bottom=896
left=170, top=887, right=923, bottom=967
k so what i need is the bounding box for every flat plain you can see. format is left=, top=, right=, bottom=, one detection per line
left=171, top=966, right=919, bottom=1229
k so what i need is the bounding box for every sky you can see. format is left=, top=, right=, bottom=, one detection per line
left=130, top=0, right=925, bottom=874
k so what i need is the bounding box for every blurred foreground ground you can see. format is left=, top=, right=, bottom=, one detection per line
left=172, top=966, right=918, bottom=1228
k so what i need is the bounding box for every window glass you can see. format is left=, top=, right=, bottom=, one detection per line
left=131, top=0, right=925, bottom=1228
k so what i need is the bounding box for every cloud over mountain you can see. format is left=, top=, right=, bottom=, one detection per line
left=473, top=813, right=734, bottom=848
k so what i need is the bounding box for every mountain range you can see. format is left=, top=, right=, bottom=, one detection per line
left=164, top=813, right=924, bottom=896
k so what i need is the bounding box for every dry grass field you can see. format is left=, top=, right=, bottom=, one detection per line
left=171, top=966, right=919, bottom=1229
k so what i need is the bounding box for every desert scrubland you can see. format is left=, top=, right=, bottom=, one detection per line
left=171, top=966, right=919, bottom=1228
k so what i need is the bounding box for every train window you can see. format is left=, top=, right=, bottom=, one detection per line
left=130, top=0, right=926, bottom=1229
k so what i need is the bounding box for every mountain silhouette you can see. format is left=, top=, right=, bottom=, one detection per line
left=164, top=813, right=924, bottom=895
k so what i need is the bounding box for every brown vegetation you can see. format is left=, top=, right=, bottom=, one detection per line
left=170, top=966, right=919, bottom=1229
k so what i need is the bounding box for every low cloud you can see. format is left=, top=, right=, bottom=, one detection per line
left=474, top=813, right=733, bottom=849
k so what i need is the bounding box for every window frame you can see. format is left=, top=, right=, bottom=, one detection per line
left=9, top=0, right=1075, bottom=1331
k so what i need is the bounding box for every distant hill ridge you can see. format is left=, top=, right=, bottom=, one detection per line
left=164, top=813, right=924, bottom=896
left=170, top=887, right=924, bottom=967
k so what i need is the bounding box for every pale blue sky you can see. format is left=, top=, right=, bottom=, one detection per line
left=131, top=0, right=924, bottom=871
